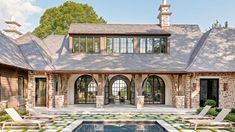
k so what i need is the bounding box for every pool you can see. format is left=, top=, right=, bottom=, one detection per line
left=74, top=121, right=167, bottom=132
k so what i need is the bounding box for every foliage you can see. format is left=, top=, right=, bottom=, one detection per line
left=196, top=107, right=203, bottom=114
left=231, top=108, right=235, bottom=114
left=207, top=108, right=219, bottom=116
left=204, top=99, right=217, bottom=108
left=33, top=1, right=106, bottom=38
left=225, top=113, right=235, bottom=122
left=0, top=108, right=28, bottom=122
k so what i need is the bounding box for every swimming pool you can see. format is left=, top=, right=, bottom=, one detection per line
left=74, top=121, right=167, bottom=132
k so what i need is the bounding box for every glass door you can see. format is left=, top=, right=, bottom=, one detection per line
left=200, top=79, right=219, bottom=107
left=35, top=78, right=47, bottom=107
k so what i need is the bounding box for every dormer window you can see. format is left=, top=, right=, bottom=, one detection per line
left=139, top=37, right=168, bottom=54
left=106, top=37, right=134, bottom=54
left=72, top=36, right=100, bottom=53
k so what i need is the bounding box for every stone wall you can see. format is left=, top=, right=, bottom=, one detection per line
left=185, top=73, right=235, bottom=109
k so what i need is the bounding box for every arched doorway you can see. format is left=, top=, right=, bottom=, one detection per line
left=106, top=75, right=135, bottom=105
left=74, top=75, right=97, bottom=104
left=142, top=75, right=165, bottom=104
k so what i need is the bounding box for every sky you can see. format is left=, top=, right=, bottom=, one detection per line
left=0, top=0, right=234, bottom=33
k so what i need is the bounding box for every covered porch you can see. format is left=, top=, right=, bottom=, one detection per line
left=27, top=72, right=191, bottom=109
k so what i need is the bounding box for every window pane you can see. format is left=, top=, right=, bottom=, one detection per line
left=127, top=38, right=134, bottom=53
left=18, top=76, right=24, bottom=97
left=140, top=38, right=146, bottom=53
left=87, top=37, right=93, bottom=53
left=153, top=38, right=160, bottom=53
left=79, top=37, right=86, bottom=53
left=147, top=38, right=153, bottom=53
left=120, top=37, right=127, bottom=53
left=72, top=37, right=79, bottom=53
left=160, top=38, right=167, bottom=53
left=113, top=37, right=119, bottom=53
left=107, top=37, right=113, bottom=53
left=94, top=37, right=100, bottom=53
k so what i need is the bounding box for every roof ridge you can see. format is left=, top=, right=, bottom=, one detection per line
left=185, top=29, right=212, bottom=71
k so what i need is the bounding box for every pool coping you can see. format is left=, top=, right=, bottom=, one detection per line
left=61, top=119, right=178, bottom=132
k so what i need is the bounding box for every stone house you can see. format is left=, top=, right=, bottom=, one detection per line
left=0, top=0, right=235, bottom=109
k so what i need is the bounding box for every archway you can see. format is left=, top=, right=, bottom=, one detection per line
left=74, top=75, right=97, bottom=104
left=142, top=75, right=165, bottom=104
left=106, top=75, right=134, bottom=105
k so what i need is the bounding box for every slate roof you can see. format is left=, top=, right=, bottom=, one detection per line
left=69, top=23, right=170, bottom=35
left=16, top=33, right=55, bottom=71
left=52, top=24, right=202, bottom=73
left=0, top=32, right=30, bottom=69
left=186, top=28, right=235, bottom=72
left=1, top=23, right=235, bottom=73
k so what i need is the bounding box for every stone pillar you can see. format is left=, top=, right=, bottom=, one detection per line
left=60, top=74, right=70, bottom=106
left=55, top=95, right=64, bottom=108
left=136, top=96, right=144, bottom=109
left=175, top=96, right=185, bottom=109
left=48, top=74, right=57, bottom=108
left=96, top=74, right=105, bottom=108
left=134, top=74, right=144, bottom=108
left=96, top=96, right=104, bottom=108
left=28, top=72, right=35, bottom=107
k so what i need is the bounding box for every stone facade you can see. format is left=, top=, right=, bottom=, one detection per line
left=136, top=96, right=144, bottom=109
left=185, top=73, right=235, bottom=109
left=96, top=96, right=104, bottom=108
left=175, top=96, right=185, bottom=109
left=55, top=95, right=64, bottom=108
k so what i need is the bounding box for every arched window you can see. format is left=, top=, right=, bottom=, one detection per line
left=142, top=76, right=165, bottom=104
left=74, top=75, right=97, bottom=104
left=112, top=80, right=127, bottom=100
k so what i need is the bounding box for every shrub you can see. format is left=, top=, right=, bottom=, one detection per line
left=215, top=108, right=222, bottom=113
left=0, top=109, right=6, bottom=116
left=207, top=108, right=219, bottom=116
left=16, top=109, right=29, bottom=116
left=204, top=99, right=217, bottom=108
left=196, top=107, right=203, bottom=114
left=225, top=113, right=235, bottom=122
left=0, top=114, right=10, bottom=122
left=231, top=108, right=235, bottom=114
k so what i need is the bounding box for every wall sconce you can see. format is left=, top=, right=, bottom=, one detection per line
left=223, top=83, right=228, bottom=91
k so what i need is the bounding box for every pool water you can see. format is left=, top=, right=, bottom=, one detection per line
left=74, top=121, right=167, bottom=132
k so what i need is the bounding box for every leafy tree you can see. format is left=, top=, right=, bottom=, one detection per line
left=33, top=1, right=106, bottom=38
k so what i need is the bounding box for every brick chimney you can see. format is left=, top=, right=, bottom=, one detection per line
left=3, top=16, right=23, bottom=39
left=158, top=0, right=172, bottom=30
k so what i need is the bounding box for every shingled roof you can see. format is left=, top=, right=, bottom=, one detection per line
left=0, top=32, right=30, bottom=69
left=186, top=28, right=235, bottom=72
left=16, top=33, right=55, bottom=71
left=52, top=24, right=202, bottom=73
left=69, top=23, right=171, bottom=35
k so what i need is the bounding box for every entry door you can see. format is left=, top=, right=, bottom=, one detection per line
left=200, top=79, right=219, bottom=107
left=35, top=78, right=47, bottom=107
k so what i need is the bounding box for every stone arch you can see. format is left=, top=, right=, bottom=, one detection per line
left=142, top=74, right=173, bottom=105
left=67, top=74, right=98, bottom=105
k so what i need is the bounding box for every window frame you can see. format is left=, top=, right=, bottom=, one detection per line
left=72, top=35, right=101, bottom=54
left=18, top=76, right=24, bottom=98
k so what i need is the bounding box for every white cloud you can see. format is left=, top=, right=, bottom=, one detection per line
left=0, top=0, right=43, bottom=33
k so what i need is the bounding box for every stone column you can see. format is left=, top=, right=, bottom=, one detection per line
left=96, top=74, right=105, bottom=108
left=175, top=96, right=185, bottom=109
left=60, top=74, right=70, bottom=106
left=27, top=72, right=35, bottom=107
left=134, top=74, right=144, bottom=109
left=48, top=74, right=57, bottom=108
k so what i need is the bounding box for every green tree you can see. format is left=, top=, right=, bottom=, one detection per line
left=33, top=1, right=106, bottom=38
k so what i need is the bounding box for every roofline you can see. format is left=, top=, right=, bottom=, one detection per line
left=29, top=69, right=235, bottom=74
left=0, top=62, right=30, bottom=71
left=69, top=33, right=171, bottom=36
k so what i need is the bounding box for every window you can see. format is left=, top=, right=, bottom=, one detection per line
left=120, top=38, right=127, bottom=53
left=18, top=76, right=24, bottom=97
left=106, top=36, right=134, bottom=54
left=113, top=37, right=119, bottom=53
left=107, top=37, right=113, bottom=53
left=140, top=38, right=146, bottom=53
left=127, top=38, right=134, bottom=53
left=72, top=36, right=100, bottom=53
left=139, top=37, right=168, bottom=54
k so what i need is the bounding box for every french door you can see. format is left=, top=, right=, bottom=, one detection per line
left=35, top=78, right=47, bottom=107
